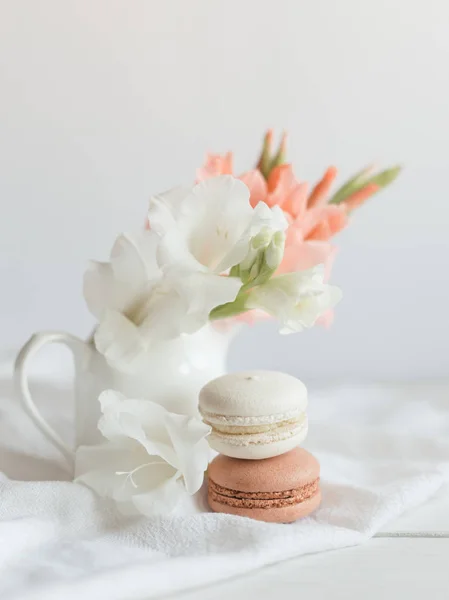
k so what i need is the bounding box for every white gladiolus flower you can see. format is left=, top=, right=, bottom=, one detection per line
left=75, top=390, right=211, bottom=516
left=148, top=175, right=287, bottom=277
left=83, top=231, right=161, bottom=323
left=146, top=175, right=287, bottom=328
left=83, top=230, right=242, bottom=371
left=83, top=232, right=190, bottom=370
left=246, top=265, right=342, bottom=334
left=84, top=176, right=287, bottom=370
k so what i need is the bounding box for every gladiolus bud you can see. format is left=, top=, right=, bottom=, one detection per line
left=269, top=131, right=288, bottom=173
left=239, top=227, right=285, bottom=287
left=256, top=130, right=274, bottom=180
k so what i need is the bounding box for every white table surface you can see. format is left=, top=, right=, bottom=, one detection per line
left=165, top=481, right=449, bottom=599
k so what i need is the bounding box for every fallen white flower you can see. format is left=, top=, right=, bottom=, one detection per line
left=75, top=390, right=211, bottom=516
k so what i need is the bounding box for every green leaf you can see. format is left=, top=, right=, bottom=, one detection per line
left=209, top=293, right=249, bottom=321
left=328, top=165, right=374, bottom=205
left=229, top=264, right=240, bottom=279
left=268, top=132, right=287, bottom=173
left=256, top=132, right=273, bottom=180
left=329, top=164, right=402, bottom=205
left=365, top=165, right=402, bottom=189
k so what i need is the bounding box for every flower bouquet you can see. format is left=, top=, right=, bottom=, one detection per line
left=87, top=131, right=400, bottom=371
left=72, top=131, right=400, bottom=515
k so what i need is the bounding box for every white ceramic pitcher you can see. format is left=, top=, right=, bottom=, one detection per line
left=14, top=324, right=233, bottom=469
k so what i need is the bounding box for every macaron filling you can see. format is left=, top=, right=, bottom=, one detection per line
left=206, top=413, right=307, bottom=446
left=206, top=416, right=302, bottom=435
left=208, top=477, right=319, bottom=509
left=200, top=407, right=304, bottom=427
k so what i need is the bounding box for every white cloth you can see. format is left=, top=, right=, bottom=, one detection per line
left=0, top=374, right=448, bottom=600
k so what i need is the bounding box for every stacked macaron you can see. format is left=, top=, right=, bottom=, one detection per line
left=199, top=370, right=321, bottom=523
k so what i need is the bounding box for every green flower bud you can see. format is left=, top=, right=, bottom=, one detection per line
left=238, top=228, right=285, bottom=288
left=265, top=230, right=285, bottom=269
left=329, top=164, right=401, bottom=205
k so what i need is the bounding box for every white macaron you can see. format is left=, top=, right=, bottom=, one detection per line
left=199, top=370, right=308, bottom=460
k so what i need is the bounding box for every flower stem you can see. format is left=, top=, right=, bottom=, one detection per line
left=209, top=294, right=249, bottom=321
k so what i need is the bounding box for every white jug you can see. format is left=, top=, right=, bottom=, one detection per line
left=15, top=325, right=233, bottom=469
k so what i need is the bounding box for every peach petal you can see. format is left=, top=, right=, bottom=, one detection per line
left=239, top=169, right=268, bottom=208
left=266, top=165, right=300, bottom=209
left=343, top=183, right=379, bottom=211
left=305, top=205, right=348, bottom=241
left=317, top=309, right=334, bottom=327
left=322, top=245, right=338, bottom=282
left=267, top=164, right=296, bottom=194
left=196, top=152, right=234, bottom=182
left=222, top=152, right=233, bottom=174
left=211, top=309, right=271, bottom=331
left=278, top=240, right=334, bottom=274
left=307, top=166, right=338, bottom=209
left=306, top=221, right=331, bottom=241
left=285, top=224, right=304, bottom=247
left=292, top=209, right=317, bottom=238
left=282, top=182, right=309, bottom=220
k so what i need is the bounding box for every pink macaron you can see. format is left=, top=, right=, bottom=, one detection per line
left=208, top=447, right=321, bottom=523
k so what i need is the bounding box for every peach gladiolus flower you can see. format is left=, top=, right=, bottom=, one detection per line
left=197, top=157, right=347, bottom=276
left=196, top=133, right=400, bottom=327
left=196, top=153, right=233, bottom=181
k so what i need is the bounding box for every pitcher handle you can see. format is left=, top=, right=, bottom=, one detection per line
left=14, top=331, right=88, bottom=469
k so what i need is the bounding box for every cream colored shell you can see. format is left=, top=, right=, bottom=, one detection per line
left=199, top=370, right=307, bottom=419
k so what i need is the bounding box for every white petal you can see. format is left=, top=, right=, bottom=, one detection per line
left=119, top=231, right=161, bottom=280
left=156, top=231, right=204, bottom=272
left=128, top=410, right=178, bottom=467
left=148, top=186, right=191, bottom=235
left=246, top=283, right=284, bottom=316
left=130, top=473, right=184, bottom=516
left=164, top=413, right=211, bottom=494
left=75, top=441, right=141, bottom=498
left=83, top=261, right=117, bottom=319
left=279, top=283, right=342, bottom=334
left=251, top=202, right=289, bottom=235
left=99, top=392, right=181, bottom=467
left=98, top=390, right=152, bottom=443
left=328, top=283, right=343, bottom=307
left=113, top=460, right=177, bottom=503
left=100, top=391, right=168, bottom=445
left=83, top=231, right=161, bottom=320
left=214, top=202, right=288, bottom=274
left=179, top=176, right=253, bottom=271
left=169, top=269, right=242, bottom=334
left=94, top=310, right=147, bottom=372
left=75, top=440, right=181, bottom=511
left=246, top=268, right=342, bottom=335
left=111, top=232, right=160, bottom=288
left=98, top=388, right=128, bottom=414
left=138, top=284, right=188, bottom=341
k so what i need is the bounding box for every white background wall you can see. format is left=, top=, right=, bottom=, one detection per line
left=1, top=0, right=448, bottom=381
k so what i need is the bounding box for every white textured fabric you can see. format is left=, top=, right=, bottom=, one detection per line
left=1, top=372, right=448, bottom=600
